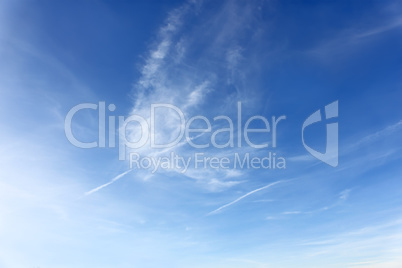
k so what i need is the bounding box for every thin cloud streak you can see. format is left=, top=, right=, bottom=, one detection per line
left=84, top=170, right=132, bottom=196
left=356, top=17, right=402, bottom=38
left=282, top=189, right=352, bottom=216
left=207, top=180, right=283, bottom=215
left=288, top=120, right=402, bottom=163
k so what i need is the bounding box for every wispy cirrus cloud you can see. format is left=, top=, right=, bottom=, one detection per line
left=297, top=218, right=402, bottom=266
left=289, top=120, right=402, bottom=164
left=281, top=189, right=352, bottom=216
left=84, top=169, right=132, bottom=196
left=103, top=0, right=270, bottom=193
left=207, top=180, right=284, bottom=215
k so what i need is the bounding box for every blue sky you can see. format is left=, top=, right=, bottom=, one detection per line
left=1, top=0, right=402, bottom=267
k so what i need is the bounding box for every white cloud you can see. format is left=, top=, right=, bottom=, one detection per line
left=84, top=169, right=133, bottom=196
left=339, top=189, right=351, bottom=200
left=207, top=181, right=283, bottom=215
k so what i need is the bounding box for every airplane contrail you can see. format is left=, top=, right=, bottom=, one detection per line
left=84, top=169, right=132, bottom=196
left=207, top=180, right=283, bottom=215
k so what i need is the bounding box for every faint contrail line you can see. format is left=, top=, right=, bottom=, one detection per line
left=207, top=180, right=283, bottom=215
left=84, top=170, right=132, bottom=196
